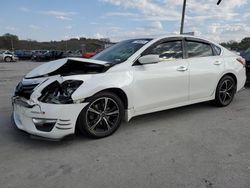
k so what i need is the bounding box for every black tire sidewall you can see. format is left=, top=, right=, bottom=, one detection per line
left=77, top=92, right=124, bottom=138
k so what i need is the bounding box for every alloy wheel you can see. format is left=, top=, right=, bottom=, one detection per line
left=219, top=79, right=235, bottom=105
left=85, top=97, right=120, bottom=135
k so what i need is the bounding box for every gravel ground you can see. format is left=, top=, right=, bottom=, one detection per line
left=0, top=61, right=250, bottom=188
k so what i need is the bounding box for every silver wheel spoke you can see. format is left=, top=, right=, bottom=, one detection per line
left=104, top=98, right=109, bottom=111
left=106, top=110, right=119, bottom=116
left=226, top=92, right=231, bottom=99
left=227, top=84, right=233, bottom=91
left=90, top=117, right=102, bottom=131
left=103, top=117, right=111, bottom=130
left=88, top=107, right=101, bottom=115
left=222, top=93, right=227, bottom=103
left=225, top=80, right=228, bottom=90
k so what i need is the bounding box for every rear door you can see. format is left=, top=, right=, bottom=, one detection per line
left=185, top=38, right=224, bottom=100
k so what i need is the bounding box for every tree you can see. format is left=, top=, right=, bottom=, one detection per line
left=1, top=33, right=19, bottom=50
left=239, top=37, right=250, bottom=50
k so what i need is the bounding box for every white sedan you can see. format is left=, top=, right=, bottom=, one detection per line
left=12, top=35, right=246, bottom=140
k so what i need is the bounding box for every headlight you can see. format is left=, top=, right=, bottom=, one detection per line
left=39, top=80, right=83, bottom=104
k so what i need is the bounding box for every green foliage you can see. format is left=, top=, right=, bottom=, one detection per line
left=2, top=33, right=250, bottom=53
left=0, top=33, right=107, bottom=52
left=0, top=33, right=19, bottom=50
left=220, top=37, right=250, bottom=52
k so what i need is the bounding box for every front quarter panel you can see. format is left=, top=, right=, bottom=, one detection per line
left=71, top=70, right=133, bottom=107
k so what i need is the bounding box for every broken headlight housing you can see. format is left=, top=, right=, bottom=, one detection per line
left=39, top=80, right=83, bottom=104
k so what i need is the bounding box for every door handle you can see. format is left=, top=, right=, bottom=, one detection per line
left=176, top=66, right=188, bottom=72
left=214, top=61, right=222, bottom=65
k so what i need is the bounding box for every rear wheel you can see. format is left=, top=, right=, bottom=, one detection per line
left=4, top=57, right=12, bottom=62
left=213, top=75, right=236, bottom=107
left=77, top=92, right=124, bottom=138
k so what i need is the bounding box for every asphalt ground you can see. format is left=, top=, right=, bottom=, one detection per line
left=0, top=61, right=250, bottom=188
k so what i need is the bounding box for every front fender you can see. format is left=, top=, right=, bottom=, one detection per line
left=71, top=71, right=133, bottom=105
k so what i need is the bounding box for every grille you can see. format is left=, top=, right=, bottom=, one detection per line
left=15, top=81, right=39, bottom=99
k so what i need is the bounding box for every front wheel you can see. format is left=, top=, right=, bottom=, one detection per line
left=77, top=92, right=124, bottom=138
left=4, top=57, right=12, bottom=62
left=213, top=75, right=236, bottom=107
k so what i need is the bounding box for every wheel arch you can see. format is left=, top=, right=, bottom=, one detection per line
left=86, top=88, right=128, bottom=110
left=4, top=56, right=12, bottom=61
left=221, top=72, right=237, bottom=87
left=213, top=72, right=238, bottom=97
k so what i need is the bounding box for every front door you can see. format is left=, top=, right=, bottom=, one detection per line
left=132, top=40, right=189, bottom=115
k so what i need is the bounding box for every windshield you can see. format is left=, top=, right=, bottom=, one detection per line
left=92, top=39, right=152, bottom=64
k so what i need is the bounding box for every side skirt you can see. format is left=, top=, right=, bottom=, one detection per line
left=125, top=95, right=215, bottom=122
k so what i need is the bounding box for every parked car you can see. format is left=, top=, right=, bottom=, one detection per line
left=14, top=50, right=33, bottom=60
left=66, top=50, right=82, bottom=58
left=82, top=52, right=96, bottom=58
left=240, top=50, right=250, bottom=84
left=0, top=50, right=18, bottom=62
left=82, top=49, right=103, bottom=58
left=31, top=50, right=49, bottom=61
left=32, top=50, right=64, bottom=61
left=12, top=35, right=246, bottom=140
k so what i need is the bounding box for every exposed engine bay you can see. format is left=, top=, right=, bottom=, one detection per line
left=38, top=80, right=83, bottom=104
left=14, top=58, right=110, bottom=103
left=25, top=59, right=112, bottom=79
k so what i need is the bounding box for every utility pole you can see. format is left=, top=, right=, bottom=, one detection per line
left=180, top=0, right=223, bottom=34
left=180, top=0, right=186, bottom=34
left=66, top=40, right=68, bottom=51
left=10, top=37, right=14, bottom=51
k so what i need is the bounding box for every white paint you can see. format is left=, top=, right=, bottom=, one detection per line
left=13, top=35, right=246, bottom=139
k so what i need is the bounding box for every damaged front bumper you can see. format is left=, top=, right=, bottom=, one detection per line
left=12, top=96, right=88, bottom=140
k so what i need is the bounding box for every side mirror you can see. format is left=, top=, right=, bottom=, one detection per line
left=138, top=55, right=159, bottom=65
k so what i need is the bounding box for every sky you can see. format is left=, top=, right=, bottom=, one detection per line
left=0, top=0, right=249, bottom=42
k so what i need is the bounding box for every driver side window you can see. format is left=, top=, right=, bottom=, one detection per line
left=148, top=41, right=183, bottom=61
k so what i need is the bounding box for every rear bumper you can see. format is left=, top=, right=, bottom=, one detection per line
left=12, top=97, right=88, bottom=139
left=237, top=68, right=247, bottom=91
left=12, top=57, right=18, bottom=61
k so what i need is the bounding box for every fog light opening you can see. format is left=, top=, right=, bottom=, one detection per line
left=32, top=118, right=57, bottom=132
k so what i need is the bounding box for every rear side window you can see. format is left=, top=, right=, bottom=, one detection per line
left=212, top=44, right=222, bottom=55
left=148, top=41, right=183, bottom=60
left=186, top=41, right=213, bottom=58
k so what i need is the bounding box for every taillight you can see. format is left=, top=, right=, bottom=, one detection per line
left=237, top=57, right=246, bottom=67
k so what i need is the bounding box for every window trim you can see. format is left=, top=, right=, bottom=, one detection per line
left=184, top=38, right=215, bottom=58
left=211, top=44, right=222, bottom=56
left=133, top=37, right=185, bottom=66
left=141, top=37, right=185, bottom=58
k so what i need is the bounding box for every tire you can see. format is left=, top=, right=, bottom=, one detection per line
left=213, top=75, right=236, bottom=107
left=4, top=56, right=12, bottom=62
left=77, top=92, right=124, bottom=138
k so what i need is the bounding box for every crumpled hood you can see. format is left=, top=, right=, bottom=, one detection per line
left=25, top=57, right=109, bottom=78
